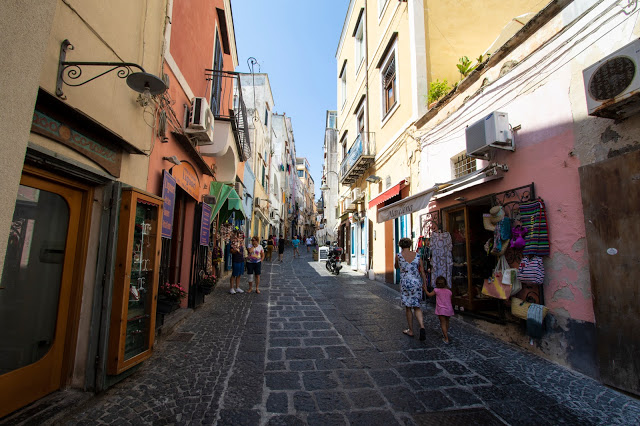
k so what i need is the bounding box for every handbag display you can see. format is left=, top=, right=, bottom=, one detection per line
left=511, top=297, right=548, bottom=320
left=481, top=255, right=513, bottom=300
left=517, top=256, right=545, bottom=285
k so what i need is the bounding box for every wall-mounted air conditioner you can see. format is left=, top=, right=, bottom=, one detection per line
left=254, top=197, right=261, bottom=208
left=234, top=182, right=243, bottom=199
left=465, top=111, right=513, bottom=158
left=352, top=188, right=364, bottom=202
left=185, top=97, right=214, bottom=145
left=583, top=39, right=640, bottom=120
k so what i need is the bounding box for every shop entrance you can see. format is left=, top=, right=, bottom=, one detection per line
left=445, top=200, right=500, bottom=318
left=0, top=167, right=90, bottom=417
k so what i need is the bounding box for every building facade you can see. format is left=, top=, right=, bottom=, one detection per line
left=391, top=0, right=639, bottom=396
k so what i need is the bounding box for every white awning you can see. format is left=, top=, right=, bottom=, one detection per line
left=376, top=165, right=502, bottom=223
left=376, top=189, right=437, bottom=223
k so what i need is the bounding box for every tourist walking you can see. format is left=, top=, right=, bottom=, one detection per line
left=292, top=235, right=301, bottom=258
left=278, top=234, right=285, bottom=262
left=394, top=237, right=427, bottom=341
left=246, top=236, right=265, bottom=293
left=306, top=236, right=312, bottom=253
left=266, top=235, right=274, bottom=262
left=425, top=276, right=454, bottom=343
left=229, top=231, right=245, bottom=294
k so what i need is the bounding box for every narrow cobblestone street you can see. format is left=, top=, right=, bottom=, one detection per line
left=60, top=250, right=639, bottom=426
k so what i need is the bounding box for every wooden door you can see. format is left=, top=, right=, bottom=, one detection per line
left=0, top=170, right=88, bottom=417
left=579, top=150, right=640, bottom=396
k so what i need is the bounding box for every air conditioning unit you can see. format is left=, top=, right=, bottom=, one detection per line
left=583, top=39, right=640, bottom=120
left=344, top=197, right=355, bottom=211
left=202, top=195, right=216, bottom=205
left=352, top=188, right=364, bottom=202
left=465, top=111, right=513, bottom=158
left=254, top=197, right=261, bottom=208
left=185, top=97, right=214, bottom=145
left=269, top=211, right=275, bottom=219
left=234, top=182, right=243, bottom=199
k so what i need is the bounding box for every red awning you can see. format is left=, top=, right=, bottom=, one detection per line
left=369, top=180, right=405, bottom=209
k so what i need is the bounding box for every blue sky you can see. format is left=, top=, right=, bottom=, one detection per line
left=231, top=1, right=349, bottom=198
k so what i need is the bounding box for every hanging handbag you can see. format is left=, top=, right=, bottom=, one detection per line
left=511, top=297, right=548, bottom=320
left=481, top=255, right=512, bottom=300
left=517, top=256, right=545, bottom=285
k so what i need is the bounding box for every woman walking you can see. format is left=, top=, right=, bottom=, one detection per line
left=266, top=235, right=274, bottom=261
left=278, top=234, right=285, bottom=262
left=394, top=237, right=427, bottom=341
left=229, top=233, right=245, bottom=294
left=246, top=236, right=265, bottom=293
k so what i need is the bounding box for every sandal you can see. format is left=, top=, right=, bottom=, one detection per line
left=403, top=329, right=413, bottom=337
left=247, top=288, right=253, bottom=293
left=256, top=289, right=261, bottom=294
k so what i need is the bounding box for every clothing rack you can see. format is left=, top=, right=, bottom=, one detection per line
left=419, top=211, right=441, bottom=239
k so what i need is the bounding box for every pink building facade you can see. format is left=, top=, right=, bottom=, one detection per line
left=414, top=0, right=640, bottom=395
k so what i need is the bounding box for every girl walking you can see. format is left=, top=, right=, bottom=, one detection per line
left=394, top=237, right=427, bottom=341
left=426, top=276, right=454, bottom=343
left=246, top=237, right=265, bottom=293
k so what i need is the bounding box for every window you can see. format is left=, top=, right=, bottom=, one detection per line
left=340, top=61, right=347, bottom=108
left=297, top=170, right=305, bottom=178
left=453, top=153, right=477, bottom=178
left=327, top=111, right=337, bottom=129
left=210, top=31, right=224, bottom=115
left=264, top=107, right=269, bottom=126
left=357, top=108, right=365, bottom=137
left=381, top=53, right=396, bottom=116
left=340, top=133, right=348, bottom=161
left=354, top=12, right=365, bottom=70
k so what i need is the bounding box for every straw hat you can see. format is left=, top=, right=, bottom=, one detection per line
left=483, top=206, right=505, bottom=231
left=490, top=206, right=505, bottom=223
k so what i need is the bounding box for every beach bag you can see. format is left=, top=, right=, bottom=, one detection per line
left=481, top=256, right=512, bottom=300
left=501, top=267, right=521, bottom=295
left=517, top=256, right=544, bottom=285
left=511, top=297, right=548, bottom=320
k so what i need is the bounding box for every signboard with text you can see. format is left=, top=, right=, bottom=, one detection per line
left=171, top=162, right=200, bottom=200
left=161, top=170, right=177, bottom=238
left=200, top=203, right=212, bottom=246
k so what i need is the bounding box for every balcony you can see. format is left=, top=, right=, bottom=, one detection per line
left=204, top=69, right=251, bottom=162
left=340, top=133, right=375, bottom=185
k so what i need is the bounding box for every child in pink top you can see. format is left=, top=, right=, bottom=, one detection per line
left=426, top=276, right=454, bottom=343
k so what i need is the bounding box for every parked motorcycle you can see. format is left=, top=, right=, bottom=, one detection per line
left=325, top=243, right=343, bottom=275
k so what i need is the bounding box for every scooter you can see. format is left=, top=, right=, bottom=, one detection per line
left=325, top=243, right=343, bottom=275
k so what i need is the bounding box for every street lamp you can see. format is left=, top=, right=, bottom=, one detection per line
left=320, top=170, right=339, bottom=191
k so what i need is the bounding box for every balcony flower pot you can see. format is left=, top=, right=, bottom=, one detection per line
left=157, top=282, right=187, bottom=314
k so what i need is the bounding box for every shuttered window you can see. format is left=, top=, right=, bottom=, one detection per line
left=382, top=55, right=396, bottom=115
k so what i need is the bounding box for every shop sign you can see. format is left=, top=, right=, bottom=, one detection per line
left=200, top=203, right=212, bottom=246
left=377, top=190, right=435, bottom=223
left=161, top=170, right=176, bottom=238
left=171, top=162, right=200, bottom=200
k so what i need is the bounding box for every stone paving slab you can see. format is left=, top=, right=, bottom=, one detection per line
left=52, top=250, right=640, bottom=425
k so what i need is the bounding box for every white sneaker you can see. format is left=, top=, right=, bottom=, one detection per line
left=229, top=288, right=236, bottom=294
left=235, top=288, right=244, bottom=293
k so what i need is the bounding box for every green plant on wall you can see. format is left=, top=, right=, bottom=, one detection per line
left=428, top=79, right=450, bottom=104
left=457, top=56, right=477, bottom=79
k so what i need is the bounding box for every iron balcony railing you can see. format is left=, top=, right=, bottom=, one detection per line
left=205, top=69, right=251, bottom=161
left=340, top=132, right=376, bottom=184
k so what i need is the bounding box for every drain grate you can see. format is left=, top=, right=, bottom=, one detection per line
left=166, top=332, right=195, bottom=342
left=413, top=408, right=504, bottom=426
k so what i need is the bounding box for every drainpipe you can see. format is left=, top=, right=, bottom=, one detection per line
left=364, top=2, right=372, bottom=275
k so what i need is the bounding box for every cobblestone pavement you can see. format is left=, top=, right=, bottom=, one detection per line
left=60, top=250, right=640, bottom=425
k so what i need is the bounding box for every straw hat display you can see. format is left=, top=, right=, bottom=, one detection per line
left=483, top=206, right=505, bottom=231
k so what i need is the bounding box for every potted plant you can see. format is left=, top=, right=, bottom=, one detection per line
left=198, top=272, right=217, bottom=295
left=312, top=249, right=318, bottom=261
left=157, top=282, right=187, bottom=314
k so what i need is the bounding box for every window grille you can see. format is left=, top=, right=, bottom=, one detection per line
left=453, top=153, right=476, bottom=178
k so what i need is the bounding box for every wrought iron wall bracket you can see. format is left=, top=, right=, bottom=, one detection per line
left=56, top=39, right=146, bottom=99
